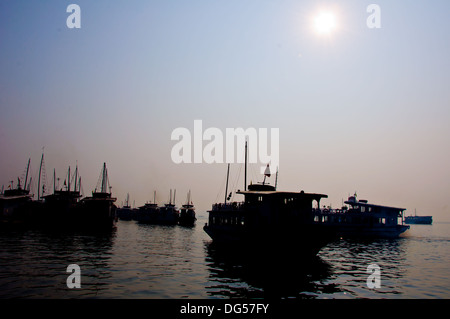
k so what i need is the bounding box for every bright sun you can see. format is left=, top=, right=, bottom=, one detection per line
left=314, top=11, right=337, bottom=35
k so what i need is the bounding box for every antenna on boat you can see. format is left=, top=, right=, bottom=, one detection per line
left=225, top=163, right=230, bottom=205
left=174, top=189, right=176, bottom=205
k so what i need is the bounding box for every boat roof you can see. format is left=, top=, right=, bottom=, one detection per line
left=237, top=190, right=328, bottom=200
left=0, top=194, right=32, bottom=200
left=345, top=200, right=406, bottom=211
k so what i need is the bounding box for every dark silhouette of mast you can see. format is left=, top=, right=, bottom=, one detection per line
left=224, top=163, right=230, bottom=205
left=244, top=141, right=247, bottom=191
left=24, top=158, right=30, bottom=191
left=38, top=153, right=44, bottom=200
left=101, top=162, right=108, bottom=193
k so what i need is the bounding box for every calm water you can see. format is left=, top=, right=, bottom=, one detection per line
left=0, top=217, right=449, bottom=299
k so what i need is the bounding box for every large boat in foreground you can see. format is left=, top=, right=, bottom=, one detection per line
left=204, top=160, right=338, bottom=256
left=313, top=194, right=410, bottom=238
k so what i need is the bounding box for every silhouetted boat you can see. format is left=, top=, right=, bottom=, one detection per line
left=78, top=163, right=117, bottom=230
left=116, top=193, right=137, bottom=221
left=313, top=194, right=410, bottom=238
left=41, top=165, right=82, bottom=226
left=157, top=189, right=179, bottom=225
left=179, top=190, right=196, bottom=227
left=404, top=210, right=432, bottom=225
left=203, top=143, right=337, bottom=256
left=136, top=190, right=179, bottom=225
left=136, top=191, right=160, bottom=224
left=0, top=159, right=34, bottom=226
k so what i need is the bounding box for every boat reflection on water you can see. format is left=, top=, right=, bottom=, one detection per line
left=204, top=241, right=338, bottom=299
left=204, top=236, right=408, bottom=299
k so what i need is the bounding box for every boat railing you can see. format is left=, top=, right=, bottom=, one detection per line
left=312, top=208, right=348, bottom=215
left=211, top=201, right=245, bottom=211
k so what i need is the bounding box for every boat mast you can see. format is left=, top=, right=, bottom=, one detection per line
left=38, top=153, right=44, bottom=200
left=24, top=158, right=30, bottom=191
left=275, top=167, right=278, bottom=190
left=244, top=140, right=247, bottom=191
left=74, top=164, right=78, bottom=193
left=225, top=163, right=230, bottom=205
left=101, top=163, right=108, bottom=193
left=173, top=189, right=176, bottom=205
left=53, top=169, right=56, bottom=193
left=67, top=166, right=71, bottom=192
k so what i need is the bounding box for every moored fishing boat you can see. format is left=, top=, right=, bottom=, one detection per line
left=78, top=163, right=117, bottom=230
left=136, top=191, right=159, bottom=224
left=157, top=189, right=179, bottom=225
left=179, top=190, right=196, bottom=227
left=0, top=159, right=34, bottom=226
left=116, top=193, right=137, bottom=221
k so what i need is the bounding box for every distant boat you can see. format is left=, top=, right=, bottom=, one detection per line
left=404, top=210, right=432, bottom=225
left=179, top=190, right=196, bottom=227
left=116, top=193, right=137, bottom=221
left=314, top=194, right=410, bottom=238
left=137, top=190, right=179, bottom=225
left=157, top=189, right=179, bottom=225
left=136, top=191, right=159, bottom=224
left=78, top=163, right=117, bottom=230
left=0, top=159, right=34, bottom=226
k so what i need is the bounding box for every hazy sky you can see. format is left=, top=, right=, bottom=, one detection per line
left=1, top=0, right=449, bottom=221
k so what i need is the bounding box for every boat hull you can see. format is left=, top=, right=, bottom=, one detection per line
left=204, top=222, right=337, bottom=256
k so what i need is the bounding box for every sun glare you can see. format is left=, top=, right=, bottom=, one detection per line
left=314, top=11, right=337, bottom=35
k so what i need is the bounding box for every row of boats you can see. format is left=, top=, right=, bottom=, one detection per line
left=116, top=190, right=197, bottom=227
left=1, top=145, right=432, bottom=257
left=202, top=143, right=432, bottom=256
left=0, top=156, right=197, bottom=230
left=0, top=160, right=117, bottom=231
